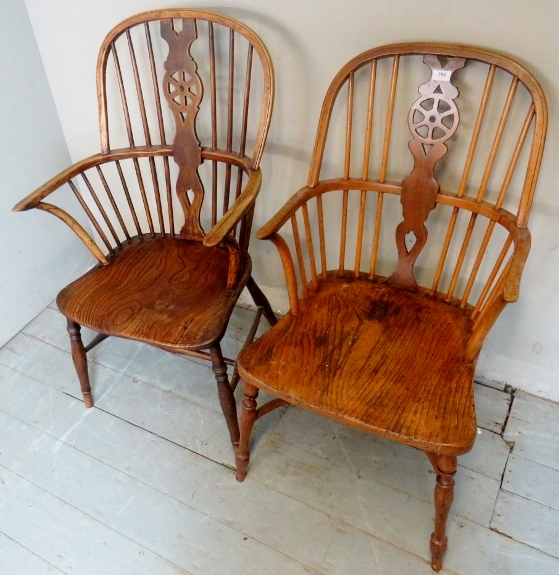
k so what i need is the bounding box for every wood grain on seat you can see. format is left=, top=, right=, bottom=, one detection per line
left=57, top=237, right=240, bottom=350
left=239, top=276, right=476, bottom=454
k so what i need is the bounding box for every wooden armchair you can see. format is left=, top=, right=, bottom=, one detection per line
left=234, top=44, right=547, bottom=571
left=13, top=9, right=276, bottom=455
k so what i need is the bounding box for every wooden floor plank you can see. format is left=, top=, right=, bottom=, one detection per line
left=502, top=454, right=559, bottom=512
left=250, top=434, right=559, bottom=575
left=0, top=407, right=322, bottom=575
left=474, top=384, right=511, bottom=434
left=492, top=490, right=559, bottom=559
left=0, top=466, right=191, bottom=574
left=272, top=403, right=507, bottom=489
left=0, top=531, right=66, bottom=575
left=0, top=332, right=77, bottom=392
left=272, top=407, right=506, bottom=526
left=91, top=335, right=285, bottom=435
left=21, top=306, right=110, bottom=357
left=504, top=393, right=559, bottom=471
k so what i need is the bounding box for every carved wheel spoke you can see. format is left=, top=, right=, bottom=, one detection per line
left=410, top=98, right=458, bottom=143
left=167, top=73, right=199, bottom=109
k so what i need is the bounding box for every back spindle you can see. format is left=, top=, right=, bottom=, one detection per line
left=302, top=202, right=318, bottom=289
left=291, top=214, right=309, bottom=299
left=68, top=179, right=114, bottom=254
left=95, top=165, right=130, bottom=241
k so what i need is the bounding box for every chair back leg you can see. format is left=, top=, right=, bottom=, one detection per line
left=247, top=276, right=277, bottom=326
left=210, top=345, right=240, bottom=451
left=66, top=318, right=94, bottom=408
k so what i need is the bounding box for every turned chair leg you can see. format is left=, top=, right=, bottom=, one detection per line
left=66, top=318, right=93, bottom=408
left=426, top=452, right=457, bottom=572
left=247, top=275, right=277, bottom=327
left=210, top=345, right=240, bottom=451
left=235, top=380, right=259, bottom=482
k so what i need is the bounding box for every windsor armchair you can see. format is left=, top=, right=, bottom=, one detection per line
left=235, top=43, right=547, bottom=570
left=13, top=9, right=276, bottom=454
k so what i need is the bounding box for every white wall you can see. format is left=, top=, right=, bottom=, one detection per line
left=23, top=0, right=559, bottom=402
left=0, top=0, right=94, bottom=347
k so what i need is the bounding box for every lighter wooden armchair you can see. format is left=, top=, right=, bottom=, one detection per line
left=235, top=44, right=547, bottom=570
left=13, top=9, right=276, bottom=454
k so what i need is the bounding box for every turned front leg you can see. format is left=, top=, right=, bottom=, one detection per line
left=427, top=453, right=457, bottom=572
left=235, top=381, right=259, bottom=482
left=66, top=318, right=93, bottom=408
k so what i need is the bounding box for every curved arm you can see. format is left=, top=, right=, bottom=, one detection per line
left=257, top=185, right=315, bottom=240
left=465, top=226, right=531, bottom=361
left=203, top=168, right=262, bottom=247
left=13, top=145, right=173, bottom=212
left=222, top=235, right=241, bottom=290
left=35, top=202, right=108, bottom=264
left=502, top=226, right=531, bottom=302
left=268, top=233, right=300, bottom=314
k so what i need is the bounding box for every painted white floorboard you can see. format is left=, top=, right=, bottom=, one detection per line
left=474, top=384, right=511, bottom=434
left=491, top=490, right=559, bottom=560
left=460, top=427, right=511, bottom=481
left=504, top=393, right=559, bottom=471
left=65, top=362, right=276, bottom=468
left=0, top=467, right=191, bottom=575
left=21, top=305, right=110, bottom=357
left=444, top=514, right=559, bottom=575
left=0, top=531, right=66, bottom=575
left=0, top=408, right=323, bottom=575
left=91, top=336, right=285, bottom=433
left=250, top=435, right=559, bottom=575
left=92, top=336, right=227, bottom=412
left=503, top=454, right=559, bottom=511
left=0, top=332, right=77, bottom=392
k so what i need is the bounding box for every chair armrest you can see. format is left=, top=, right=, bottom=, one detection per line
left=268, top=233, right=300, bottom=314
left=13, top=145, right=172, bottom=212
left=203, top=168, right=262, bottom=247
left=12, top=146, right=172, bottom=212
left=502, top=226, right=531, bottom=302
left=465, top=224, right=531, bottom=361
left=12, top=145, right=172, bottom=264
left=256, top=185, right=314, bottom=240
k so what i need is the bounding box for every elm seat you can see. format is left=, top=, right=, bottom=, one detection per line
left=238, top=276, right=476, bottom=454
left=57, top=237, right=241, bottom=350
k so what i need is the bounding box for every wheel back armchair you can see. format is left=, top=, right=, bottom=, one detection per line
left=234, top=43, right=547, bottom=571
left=13, top=9, right=276, bottom=454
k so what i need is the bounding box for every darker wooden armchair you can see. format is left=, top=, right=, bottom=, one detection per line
left=13, top=9, right=276, bottom=455
left=234, top=44, right=547, bottom=571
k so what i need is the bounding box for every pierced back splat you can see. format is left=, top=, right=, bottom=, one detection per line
left=161, top=19, right=205, bottom=240
left=389, top=55, right=466, bottom=289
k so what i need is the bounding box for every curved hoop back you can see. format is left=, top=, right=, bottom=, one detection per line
left=95, top=9, right=274, bottom=240
left=271, top=43, right=546, bottom=312
left=97, top=9, right=274, bottom=168
left=308, top=43, right=547, bottom=228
